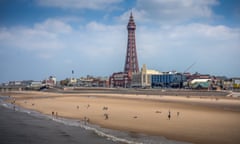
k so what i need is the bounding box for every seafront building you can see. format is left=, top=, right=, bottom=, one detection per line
left=26, top=81, right=42, bottom=88
left=151, top=71, right=185, bottom=88
left=42, top=76, right=57, bottom=86
left=78, top=76, right=109, bottom=87
left=189, top=79, right=211, bottom=89
left=59, top=76, right=109, bottom=87
left=131, top=64, right=162, bottom=88
left=130, top=64, right=186, bottom=88
left=232, top=78, right=240, bottom=89
left=109, top=72, right=130, bottom=88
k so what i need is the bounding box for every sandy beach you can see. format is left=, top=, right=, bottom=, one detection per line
left=2, top=90, right=240, bottom=144
left=0, top=104, right=119, bottom=144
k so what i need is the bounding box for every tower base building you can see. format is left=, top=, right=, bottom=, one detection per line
left=109, top=72, right=131, bottom=88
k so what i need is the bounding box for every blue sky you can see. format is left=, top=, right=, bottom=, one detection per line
left=0, top=0, right=240, bottom=82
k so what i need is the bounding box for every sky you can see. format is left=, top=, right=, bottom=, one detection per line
left=0, top=0, right=240, bottom=82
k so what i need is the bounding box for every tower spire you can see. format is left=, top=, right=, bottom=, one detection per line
left=124, top=12, right=139, bottom=77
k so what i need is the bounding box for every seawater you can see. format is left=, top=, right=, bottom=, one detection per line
left=0, top=95, right=191, bottom=144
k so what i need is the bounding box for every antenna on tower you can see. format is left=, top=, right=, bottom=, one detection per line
left=129, top=10, right=133, bottom=19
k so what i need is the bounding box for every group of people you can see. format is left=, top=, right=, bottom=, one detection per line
left=168, top=111, right=180, bottom=120
left=51, top=103, right=179, bottom=125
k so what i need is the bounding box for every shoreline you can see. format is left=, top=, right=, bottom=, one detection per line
left=0, top=101, right=122, bottom=144
left=2, top=90, right=240, bottom=144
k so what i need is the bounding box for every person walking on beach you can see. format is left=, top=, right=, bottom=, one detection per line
left=168, top=111, right=171, bottom=120
left=177, top=112, right=180, bottom=117
left=104, top=113, right=109, bottom=120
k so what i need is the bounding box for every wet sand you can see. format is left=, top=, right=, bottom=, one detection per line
left=0, top=104, right=119, bottom=144
left=3, top=91, right=240, bottom=144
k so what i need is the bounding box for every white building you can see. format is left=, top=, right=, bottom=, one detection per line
left=131, top=64, right=162, bottom=88
left=68, top=78, right=77, bottom=86
left=190, top=79, right=211, bottom=89
left=27, top=81, right=42, bottom=88
left=43, top=76, right=57, bottom=86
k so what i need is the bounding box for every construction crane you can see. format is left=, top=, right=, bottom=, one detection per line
left=184, top=61, right=196, bottom=73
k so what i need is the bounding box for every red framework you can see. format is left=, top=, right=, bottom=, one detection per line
left=124, top=12, right=139, bottom=78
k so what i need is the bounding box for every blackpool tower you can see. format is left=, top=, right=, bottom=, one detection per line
left=124, top=12, right=139, bottom=77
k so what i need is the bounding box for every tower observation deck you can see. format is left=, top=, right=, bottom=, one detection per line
left=124, top=12, right=139, bottom=77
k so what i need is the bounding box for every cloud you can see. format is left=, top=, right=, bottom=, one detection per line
left=0, top=19, right=127, bottom=74
left=36, top=0, right=123, bottom=10
left=34, top=19, right=72, bottom=34
left=136, top=23, right=240, bottom=75
left=0, top=19, right=72, bottom=59
left=0, top=27, right=60, bottom=50
left=118, top=0, right=219, bottom=24
left=0, top=16, right=239, bottom=77
left=74, top=21, right=126, bottom=68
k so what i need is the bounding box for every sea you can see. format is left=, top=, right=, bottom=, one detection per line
left=0, top=95, right=191, bottom=144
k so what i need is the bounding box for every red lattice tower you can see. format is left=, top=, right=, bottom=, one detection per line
left=124, top=12, right=139, bottom=77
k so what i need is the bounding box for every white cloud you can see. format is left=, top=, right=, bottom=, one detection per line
left=37, top=0, right=123, bottom=10
left=136, top=23, right=240, bottom=75
left=119, top=0, right=219, bottom=24
left=75, top=22, right=126, bottom=65
left=0, top=19, right=127, bottom=73
left=86, top=21, right=124, bottom=31
left=34, top=19, right=72, bottom=33
left=117, top=8, right=148, bottom=24
left=0, top=27, right=59, bottom=50
left=0, top=19, right=73, bottom=59
left=0, top=17, right=239, bottom=76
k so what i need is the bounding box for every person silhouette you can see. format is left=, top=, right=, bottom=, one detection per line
left=168, top=111, right=171, bottom=120
left=177, top=112, right=180, bottom=117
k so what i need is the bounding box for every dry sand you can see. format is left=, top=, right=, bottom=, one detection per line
left=3, top=91, right=240, bottom=144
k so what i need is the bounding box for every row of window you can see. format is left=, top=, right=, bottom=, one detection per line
left=152, top=75, right=181, bottom=83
